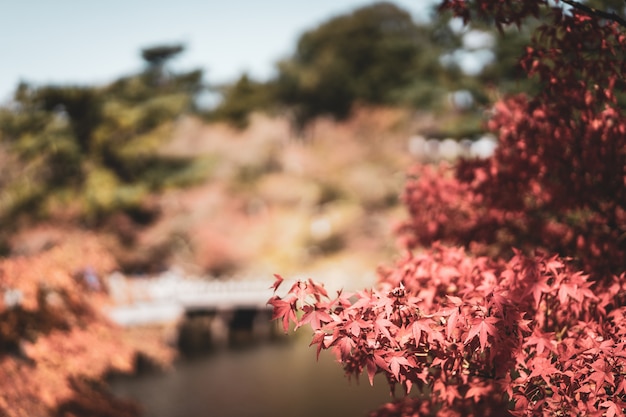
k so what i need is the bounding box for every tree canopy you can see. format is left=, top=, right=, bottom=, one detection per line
left=141, top=44, right=184, bottom=67
left=272, top=2, right=453, bottom=129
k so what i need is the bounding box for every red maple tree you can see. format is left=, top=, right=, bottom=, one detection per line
left=270, top=1, right=626, bottom=415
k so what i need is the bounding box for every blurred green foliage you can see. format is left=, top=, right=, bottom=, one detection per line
left=0, top=45, right=206, bottom=235
left=272, top=2, right=453, bottom=130
left=207, top=1, right=541, bottom=136
left=209, top=74, right=274, bottom=129
left=203, top=2, right=464, bottom=130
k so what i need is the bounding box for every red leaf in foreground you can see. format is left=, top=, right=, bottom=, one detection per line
left=387, top=353, right=410, bottom=381
left=589, top=359, right=616, bottom=392
left=366, top=358, right=378, bottom=386
left=307, top=278, right=328, bottom=299
left=270, top=274, right=284, bottom=291
left=268, top=296, right=297, bottom=333
left=528, top=356, right=559, bottom=384
left=600, top=400, right=621, bottom=417
left=299, top=305, right=332, bottom=331
left=310, top=331, right=326, bottom=360
left=412, top=319, right=432, bottom=345
left=375, top=317, right=396, bottom=344
left=523, top=331, right=556, bottom=355
left=332, top=336, right=356, bottom=361
left=464, top=317, right=499, bottom=351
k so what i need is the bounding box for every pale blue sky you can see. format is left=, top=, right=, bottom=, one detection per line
left=0, top=1, right=438, bottom=102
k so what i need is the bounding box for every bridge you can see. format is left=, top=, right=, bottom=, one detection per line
left=104, top=271, right=282, bottom=352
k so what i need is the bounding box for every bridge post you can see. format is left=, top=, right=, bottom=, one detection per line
left=210, top=311, right=230, bottom=348
left=177, top=314, right=213, bottom=354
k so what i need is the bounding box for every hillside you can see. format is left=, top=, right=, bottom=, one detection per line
left=8, top=106, right=431, bottom=290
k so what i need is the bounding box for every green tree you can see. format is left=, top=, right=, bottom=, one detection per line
left=0, top=45, right=205, bottom=239
left=210, top=74, right=273, bottom=128
left=273, top=2, right=449, bottom=130
left=140, top=43, right=185, bottom=86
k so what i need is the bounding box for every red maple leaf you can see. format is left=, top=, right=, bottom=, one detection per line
left=299, top=305, right=332, bottom=331
left=389, top=357, right=409, bottom=381
left=412, top=318, right=433, bottom=345
left=270, top=274, right=284, bottom=291
left=309, top=330, right=326, bottom=360
left=332, top=335, right=356, bottom=361
left=523, top=330, right=556, bottom=355
left=385, top=351, right=411, bottom=381
left=528, top=356, right=559, bottom=384
left=589, top=359, right=616, bottom=393
left=375, top=317, right=397, bottom=345
left=345, top=317, right=370, bottom=337
left=600, top=400, right=622, bottom=417
left=268, top=296, right=297, bottom=333
left=464, top=316, right=499, bottom=351
left=528, top=275, right=551, bottom=307
left=365, top=357, right=378, bottom=386
left=307, top=278, right=328, bottom=300
left=288, top=281, right=310, bottom=305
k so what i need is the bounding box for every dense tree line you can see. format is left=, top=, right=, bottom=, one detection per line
left=212, top=1, right=537, bottom=132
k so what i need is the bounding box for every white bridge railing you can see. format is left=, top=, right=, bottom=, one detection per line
left=105, top=271, right=276, bottom=327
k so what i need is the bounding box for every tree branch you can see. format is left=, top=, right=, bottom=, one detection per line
left=561, top=0, right=626, bottom=29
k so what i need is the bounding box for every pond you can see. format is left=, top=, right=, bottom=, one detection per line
left=110, top=335, right=395, bottom=417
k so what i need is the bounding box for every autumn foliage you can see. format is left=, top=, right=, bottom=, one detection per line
left=270, top=1, right=626, bottom=416
left=399, top=1, right=626, bottom=277
left=0, top=235, right=172, bottom=417
left=271, top=247, right=626, bottom=416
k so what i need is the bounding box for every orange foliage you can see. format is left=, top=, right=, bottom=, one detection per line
left=0, top=234, right=172, bottom=417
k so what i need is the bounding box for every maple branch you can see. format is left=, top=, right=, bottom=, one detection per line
left=561, top=0, right=626, bottom=29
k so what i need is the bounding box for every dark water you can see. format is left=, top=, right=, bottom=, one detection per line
left=110, top=336, right=394, bottom=417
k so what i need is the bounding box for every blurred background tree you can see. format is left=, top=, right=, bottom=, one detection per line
left=204, top=1, right=540, bottom=136
left=272, top=2, right=451, bottom=131
left=209, top=73, right=274, bottom=129
left=141, top=43, right=185, bottom=86
left=0, top=44, right=206, bottom=254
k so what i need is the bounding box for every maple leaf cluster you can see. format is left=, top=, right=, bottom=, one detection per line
left=270, top=247, right=626, bottom=416
left=0, top=234, right=173, bottom=417
left=270, top=1, right=626, bottom=416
